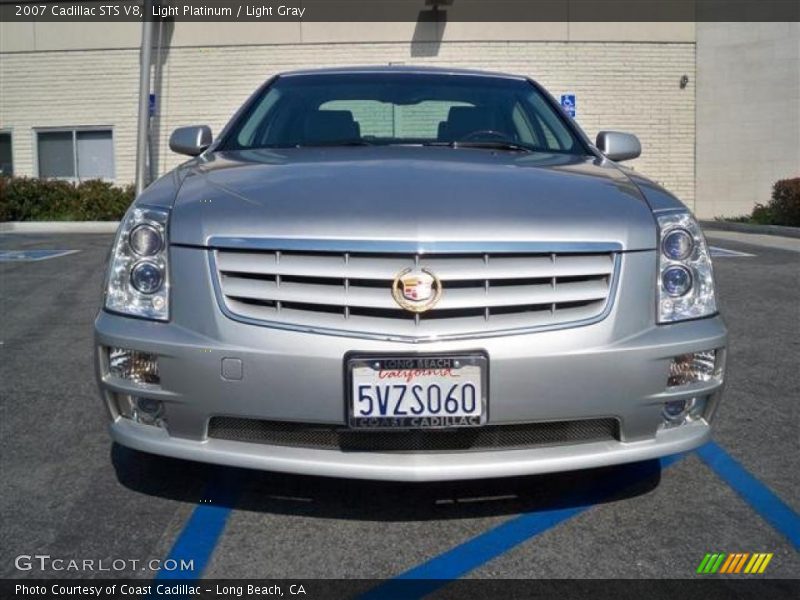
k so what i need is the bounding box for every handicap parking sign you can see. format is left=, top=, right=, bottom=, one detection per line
left=560, top=93, right=576, bottom=118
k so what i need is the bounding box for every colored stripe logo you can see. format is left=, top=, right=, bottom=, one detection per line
left=696, top=552, right=773, bottom=574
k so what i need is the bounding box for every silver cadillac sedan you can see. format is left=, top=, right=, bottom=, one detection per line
left=95, top=67, right=727, bottom=481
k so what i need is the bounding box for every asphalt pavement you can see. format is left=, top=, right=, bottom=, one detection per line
left=0, top=230, right=797, bottom=585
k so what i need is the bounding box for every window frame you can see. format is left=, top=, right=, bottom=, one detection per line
left=34, top=126, right=116, bottom=181
left=0, top=129, right=13, bottom=177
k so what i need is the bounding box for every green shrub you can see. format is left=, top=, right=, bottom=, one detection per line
left=749, top=203, right=775, bottom=225
left=0, top=176, right=134, bottom=221
left=769, top=178, right=800, bottom=227
left=719, top=177, right=800, bottom=227
left=74, top=180, right=136, bottom=221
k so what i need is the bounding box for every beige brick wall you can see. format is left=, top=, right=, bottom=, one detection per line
left=0, top=40, right=696, bottom=207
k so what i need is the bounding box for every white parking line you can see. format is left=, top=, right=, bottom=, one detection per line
left=0, top=250, right=80, bottom=262
left=709, top=246, right=755, bottom=258
left=705, top=230, right=800, bottom=253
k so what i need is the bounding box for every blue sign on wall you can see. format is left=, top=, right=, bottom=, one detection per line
left=560, top=93, right=576, bottom=118
left=149, top=93, right=157, bottom=117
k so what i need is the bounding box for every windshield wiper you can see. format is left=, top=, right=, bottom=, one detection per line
left=423, top=140, right=532, bottom=153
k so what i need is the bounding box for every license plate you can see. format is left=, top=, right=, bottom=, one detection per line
left=347, top=354, right=487, bottom=429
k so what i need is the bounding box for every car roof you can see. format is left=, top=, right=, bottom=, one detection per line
left=277, top=65, right=528, bottom=81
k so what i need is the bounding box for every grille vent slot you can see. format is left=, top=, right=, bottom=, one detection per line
left=213, top=246, right=617, bottom=340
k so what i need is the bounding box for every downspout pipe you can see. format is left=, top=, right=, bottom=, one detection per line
left=135, top=1, right=154, bottom=195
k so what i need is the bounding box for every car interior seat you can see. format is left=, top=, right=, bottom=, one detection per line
left=303, top=110, right=361, bottom=144
left=438, top=106, right=505, bottom=142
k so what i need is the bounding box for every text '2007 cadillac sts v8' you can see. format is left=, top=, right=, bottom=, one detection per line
left=95, top=67, right=726, bottom=481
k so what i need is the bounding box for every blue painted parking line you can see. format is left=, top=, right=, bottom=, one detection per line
left=0, top=249, right=79, bottom=262
left=697, top=441, right=800, bottom=550
left=154, top=468, right=244, bottom=583
left=709, top=246, right=755, bottom=258
left=359, top=454, right=686, bottom=600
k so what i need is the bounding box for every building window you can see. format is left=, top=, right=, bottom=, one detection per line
left=0, top=132, right=12, bottom=176
left=37, top=128, right=114, bottom=180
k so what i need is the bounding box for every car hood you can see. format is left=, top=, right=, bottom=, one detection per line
left=170, top=147, right=657, bottom=251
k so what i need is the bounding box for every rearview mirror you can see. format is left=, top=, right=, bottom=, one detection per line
left=169, top=126, right=213, bottom=156
left=596, top=131, right=641, bottom=162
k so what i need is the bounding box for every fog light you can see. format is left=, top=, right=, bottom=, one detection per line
left=134, top=398, right=164, bottom=426
left=108, top=347, right=160, bottom=384
left=668, top=350, right=718, bottom=386
left=113, top=394, right=164, bottom=426
left=663, top=398, right=694, bottom=421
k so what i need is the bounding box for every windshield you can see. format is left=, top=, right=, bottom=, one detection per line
left=218, top=73, right=588, bottom=154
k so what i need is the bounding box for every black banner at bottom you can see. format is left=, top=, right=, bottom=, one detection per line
left=2, top=579, right=799, bottom=600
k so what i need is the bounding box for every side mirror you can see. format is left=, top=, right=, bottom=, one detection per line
left=596, top=131, right=641, bottom=162
left=169, top=126, right=213, bottom=156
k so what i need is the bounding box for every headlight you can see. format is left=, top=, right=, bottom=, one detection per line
left=662, top=265, right=693, bottom=297
left=105, top=206, right=170, bottom=320
left=656, top=211, right=717, bottom=323
left=661, top=228, right=694, bottom=260
left=130, top=261, right=165, bottom=294
left=129, top=224, right=163, bottom=256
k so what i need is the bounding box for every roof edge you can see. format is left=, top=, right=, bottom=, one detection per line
left=277, top=65, right=527, bottom=80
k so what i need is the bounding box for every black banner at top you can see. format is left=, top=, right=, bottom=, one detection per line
left=0, top=0, right=799, bottom=22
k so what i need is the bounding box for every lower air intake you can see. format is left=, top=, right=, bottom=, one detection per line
left=207, top=417, right=619, bottom=452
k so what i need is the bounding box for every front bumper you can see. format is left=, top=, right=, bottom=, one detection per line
left=110, top=416, right=712, bottom=482
left=95, top=307, right=726, bottom=481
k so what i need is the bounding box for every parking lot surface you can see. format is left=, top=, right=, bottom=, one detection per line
left=1, top=231, right=798, bottom=584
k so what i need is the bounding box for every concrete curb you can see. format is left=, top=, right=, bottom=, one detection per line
left=0, top=221, right=120, bottom=234
left=700, top=220, right=800, bottom=239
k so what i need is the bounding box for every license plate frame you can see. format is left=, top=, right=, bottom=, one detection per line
left=345, top=352, right=488, bottom=430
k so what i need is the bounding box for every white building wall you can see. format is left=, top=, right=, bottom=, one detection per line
left=0, top=49, right=140, bottom=182
left=1, top=24, right=697, bottom=208
left=696, top=22, right=800, bottom=219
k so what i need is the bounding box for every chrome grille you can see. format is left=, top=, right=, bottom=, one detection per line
left=211, top=243, right=618, bottom=340
left=208, top=417, right=620, bottom=452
